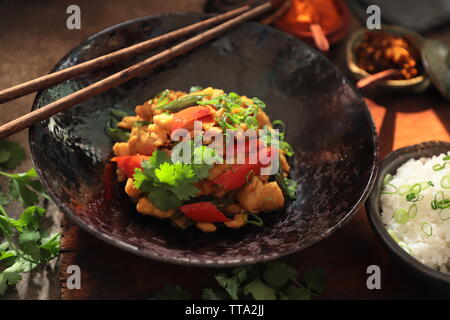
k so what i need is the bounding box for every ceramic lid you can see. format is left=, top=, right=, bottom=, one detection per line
left=421, top=39, right=450, bottom=100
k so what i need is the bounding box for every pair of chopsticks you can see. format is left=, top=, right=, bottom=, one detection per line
left=0, top=2, right=272, bottom=139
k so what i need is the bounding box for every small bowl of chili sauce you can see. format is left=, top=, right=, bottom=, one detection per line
left=346, top=25, right=431, bottom=93
left=273, top=0, right=351, bottom=47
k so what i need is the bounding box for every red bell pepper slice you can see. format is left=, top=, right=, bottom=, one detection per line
left=171, top=106, right=213, bottom=132
left=180, top=202, right=229, bottom=223
left=214, top=146, right=275, bottom=190
left=110, top=155, right=149, bottom=179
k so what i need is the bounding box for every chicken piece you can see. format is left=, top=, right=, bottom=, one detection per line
left=135, top=100, right=154, bottom=121
left=238, top=177, right=285, bottom=213
left=128, top=124, right=169, bottom=155
left=136, top=197, right=174, bottom=218
left=153, top=113, right=173, bottom=134
left=112, top=142, right=130, bottom=156
left=196, top=87, right=224, bottom=100
left=256, top=110, right=272, bottom=128
left=195, top=222, right=217, bottom=233
left=280, top=152, right=291, bottom=173
left=224, top=213, right=247, bottom=229
left=124, top=178, right=141, bottom=199
left=196, top=180, right=219, bottom=196
left=117, top=116, right=141, bottom=130
left=224, top=203, right=243, bottom=215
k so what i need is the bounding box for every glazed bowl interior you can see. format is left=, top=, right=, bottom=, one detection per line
left=367, top=141, right=450, bottom=293
left=30, top=13, right=377, bottom=266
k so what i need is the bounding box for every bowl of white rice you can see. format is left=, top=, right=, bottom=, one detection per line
left=367, top=141, right=450, bottom=293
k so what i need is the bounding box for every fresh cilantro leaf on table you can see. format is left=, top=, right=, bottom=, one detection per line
left=133, top=143, right=220, bottom=211
left=0, top=140, right=25, bottom=170
left=0, top=168, right=49, bottom=207
left=0, top=206, right=61, bottom=295
left=150, top=262, right=326, bottom=300
left=0, top=140, right=60, bottom=296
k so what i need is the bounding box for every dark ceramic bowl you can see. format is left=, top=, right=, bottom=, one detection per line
left=29, top=13, right=378, bottom=266
left=366, top=141, right=450, bottom=294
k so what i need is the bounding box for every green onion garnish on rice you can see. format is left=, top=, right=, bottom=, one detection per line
left=382, top=174, right=398, bottom=194
left=433, top=164, right=445, bottom=171
left=421, top=222, right=433, bottom=236
left=440, top=175, right=450, bottom=189
left=394, top=208, right=409, bottom=224
left=410, top=183, right=422, bottom=194
left=408, top=203, right=418, bottom=218
left=398, top=185, right=411, bottom=195
left=439, top=209, right=450, bottom=221
left=406, top=193, right=423, bottom=202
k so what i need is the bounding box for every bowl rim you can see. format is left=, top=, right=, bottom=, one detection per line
left=366, top=141, right=450, bottom=284
left=29, top=12, right=379, bottom=267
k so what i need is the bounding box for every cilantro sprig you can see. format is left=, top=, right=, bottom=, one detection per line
left=133, top=143, right=220, bottom=211
left=0, top=140, right=60, bottom=296
left=151, top=262, right=325, bottom=300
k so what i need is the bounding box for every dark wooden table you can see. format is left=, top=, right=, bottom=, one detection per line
left=3, top=0, right=449, bottom=300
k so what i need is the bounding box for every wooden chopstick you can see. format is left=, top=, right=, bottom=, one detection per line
left=0, top=2, right=272, bottom=139
left=0, top=5, right=250, bottom=105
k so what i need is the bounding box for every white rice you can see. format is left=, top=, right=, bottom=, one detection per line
left=380, top=152, right=450, bottom=273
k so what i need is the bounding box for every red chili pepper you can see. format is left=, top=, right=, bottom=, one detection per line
left=180, top=202, right=229, bottom=223
left=214, top=145, right=275, bottom=190
left=171, top=106, right=213, bottom=132
left=110, top=155, right=150, bottom=179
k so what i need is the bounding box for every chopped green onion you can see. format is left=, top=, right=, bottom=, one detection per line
left=435, top=199, right=450, bottom=209
left=105, top=108, right=130, bottom=142
left=435, top=191, right=444, bottom=202
left=406, top=193, right=423, bottom=202
left=246, top=213, right=263, bottom=227
left=251, top=97, right=266, bottom=109
left=381, top=183, right=398, bottom=195
left=408, top=203, right=417, bottom=218
left=439, top=209, right=450, bottom=221
left=394, top=208, right=408, bottom=224
left=421, top=222, right=433, bottom=236
left=444, top=155, right=450, bottom=161
left=410, top=183, right=422, bottom=194
left=383, top=174, right=393, bottom=186
left=433, top=164, right=445, bottom=171
left=440, top=175, right=450, bottom=189
left=272, top=120, right=286, bottom=133
left=398, top=185, right=410, bottom=196
left=155, top=89, right=170, bottom=107
left=431, top=200, right=438, bottom=210
left=244, top=117, right=259, bottom=129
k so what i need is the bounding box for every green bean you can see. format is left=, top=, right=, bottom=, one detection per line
left=156, top=95, right=205, bottom=111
